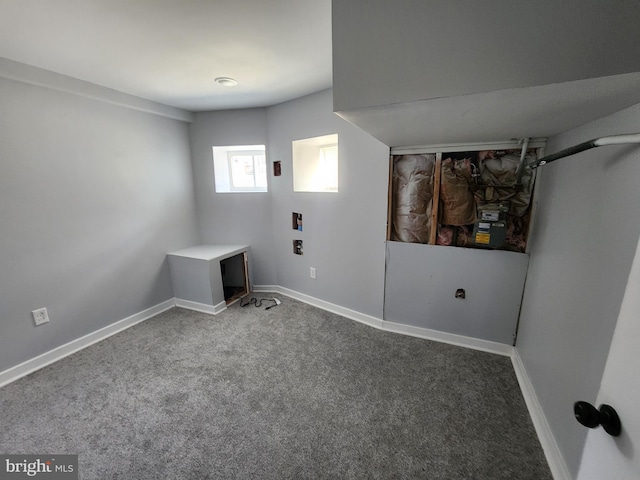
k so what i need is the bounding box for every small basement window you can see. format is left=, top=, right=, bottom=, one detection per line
left=212, top=145, right=267, bottom=193
left=292, top=134, right=338, bottom=192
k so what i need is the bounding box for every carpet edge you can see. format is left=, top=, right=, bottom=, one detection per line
left=253, top=284, right=513, bottom=356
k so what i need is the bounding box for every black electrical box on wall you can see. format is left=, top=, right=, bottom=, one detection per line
left=292, top=212, right=302, bottom=231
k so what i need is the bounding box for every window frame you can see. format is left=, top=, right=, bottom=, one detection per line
left=226, top=149, right=267, bottom=192
left=212, top=144, right=268, bottom=193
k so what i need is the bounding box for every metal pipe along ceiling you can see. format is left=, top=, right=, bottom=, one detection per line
left=529, top=133, right=640, bottom=169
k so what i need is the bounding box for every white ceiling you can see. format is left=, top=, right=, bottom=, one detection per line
left=0, top=0, right=332, bottom=112
left=337, top=72, right=640, bottom=147
left=332, top=0, right=640, bottom=147
left=3, top=0, right=639, bottom=146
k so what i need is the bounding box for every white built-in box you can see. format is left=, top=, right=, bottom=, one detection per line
left=167, top=245, right=250, bottom=315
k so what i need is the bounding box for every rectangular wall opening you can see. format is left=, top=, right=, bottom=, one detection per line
left=388, top=142, right=543, bottom=253
left=220, top=252, right=249, bottom=304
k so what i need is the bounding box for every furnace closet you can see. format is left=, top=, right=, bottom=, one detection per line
left=383, top=139, right=545, bottom=345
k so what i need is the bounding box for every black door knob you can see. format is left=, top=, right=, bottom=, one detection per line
left=574, top=401, right=621, bottom=437
left=574, top=401, right=600, bottom=428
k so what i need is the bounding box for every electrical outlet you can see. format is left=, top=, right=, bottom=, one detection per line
left=310, top=267, right=316, bottom=279
left=32, top=307, right=49, bottom=326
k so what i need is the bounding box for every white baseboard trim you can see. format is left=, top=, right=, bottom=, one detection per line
left=383, top=320, right=514, bottom=356
left=254, top=285, right=383, bottom=329
left=174, top=298, right=226, bottom=315
left=252, top=285, right=513, bottom=357
left=251, top=285, right=279, bottom=293
left=0, top=298, right=176, bottom=388
left=512, top=349, right=571, bottom=480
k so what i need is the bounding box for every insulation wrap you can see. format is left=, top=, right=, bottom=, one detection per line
left=391, top=154, right=435, bottom=243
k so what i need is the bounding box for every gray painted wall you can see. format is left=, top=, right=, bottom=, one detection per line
left=517, top=102, right=640, bottom=475
left=188, top=109, right=275, bottom=285
left=385, top=243, right=529, bottom=344
left=188, top=90, right=390, bottom=318
left=332, top=0, right=640, bottom=111
left=189, top=89, right=535, bottom=331
left=0, top=76, right=199, bottom=372
left=266, top=90, right=390, bottom=318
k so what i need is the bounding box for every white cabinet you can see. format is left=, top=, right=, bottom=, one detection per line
left=167, top=245, right=250, bottom=315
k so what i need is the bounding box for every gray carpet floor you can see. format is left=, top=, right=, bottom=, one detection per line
left=0, top=296, right=552, bottom=479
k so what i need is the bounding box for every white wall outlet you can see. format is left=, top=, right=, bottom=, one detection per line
left=310, top=267, right=316, bottom=279
left=32, top=307, right=49, bottom=326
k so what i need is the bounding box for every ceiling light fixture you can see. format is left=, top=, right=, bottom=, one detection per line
left=214, top=77, right=238, bottom=87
